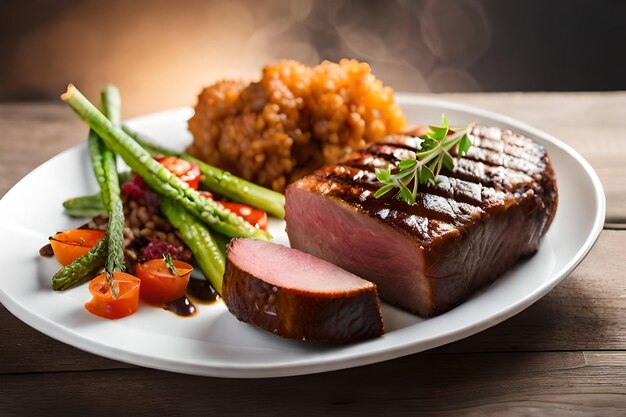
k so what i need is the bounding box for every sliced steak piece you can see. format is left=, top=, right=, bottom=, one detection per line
left=285, top=125, right=558, bottom=317
left=222, top=238, right=384, bottom=343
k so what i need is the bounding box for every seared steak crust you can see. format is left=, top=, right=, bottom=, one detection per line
left=222, top=239, right=384, bottom=343
left=285, top=125, right=558, bottom=317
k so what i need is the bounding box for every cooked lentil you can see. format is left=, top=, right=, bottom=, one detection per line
left=86, top=195, right=192, bottom=272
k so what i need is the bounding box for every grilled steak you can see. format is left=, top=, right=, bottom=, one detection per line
left=222, top=238, right=384, bottom=343
left=285, top=125, right=558, bottom=317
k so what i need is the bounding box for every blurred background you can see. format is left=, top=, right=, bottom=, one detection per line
left=1, top=0, right=625, bottom=116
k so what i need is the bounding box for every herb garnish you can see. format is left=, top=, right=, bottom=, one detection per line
left=374, top=115, right=474, bottom=204
left=163, top=253, right=179, bottom=277
left=105, top=271, right=119, bottom=299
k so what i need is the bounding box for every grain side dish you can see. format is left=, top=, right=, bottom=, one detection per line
left=187, top=59, right=407, bottom=191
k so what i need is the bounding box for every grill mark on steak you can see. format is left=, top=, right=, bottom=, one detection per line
left=318, top=165, right=379, bottom=188
left=342, top=141, right=541, bottom=190
left=381, top=134, right=419, bottom=150
left=365, top=148, right=404, bottom=163
left=337, top=149, right=529, bottom=203
left=318, top=162, right=500, bottom=211
left=446, top=158, right=536, bottom=193
left=459, top=146, right=545, bottom=177
left=366, top=144, right=416, bottom=163
left=471, top=135, right=543, bottom=164
left=342, top=149, right=536, bottom=193
left=386, top=127, right=544, bottom=162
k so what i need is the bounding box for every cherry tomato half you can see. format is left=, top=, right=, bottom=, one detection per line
left=154, top=156, right=201, bottom=190
left=84, top=272, right=141, bottom=320
left=50, top=229, right=106, bottom=266
left=136, top=258, right=193, bottom=303
left=220, top=202, right=268, bottom=231
left=198, top=192, right=268, bottom=231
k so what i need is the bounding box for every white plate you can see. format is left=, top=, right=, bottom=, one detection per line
left=0, top=96, right=605, bottom=378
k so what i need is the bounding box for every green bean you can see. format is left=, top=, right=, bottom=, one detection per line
left=161, top=197, right=225, bottom=294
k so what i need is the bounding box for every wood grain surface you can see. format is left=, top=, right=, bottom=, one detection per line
left=1, top=93, right=624, bottom=416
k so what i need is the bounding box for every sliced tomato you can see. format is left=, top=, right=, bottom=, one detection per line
left=50, top=229, right=106, bottom=266
left=154, top=156, right=201, bottom=190
left=135, top=258, right=193, bottom=303
left=199, top=192, right=268, bottom=230
left=220, top=202, right=268, bottom=231
left=84, top=273, right=141, bottom=319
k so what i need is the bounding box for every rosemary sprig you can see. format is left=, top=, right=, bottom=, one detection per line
left=106, top=271, right=119, bottom=299
left=163, top=253, right=178, bottom=277
left=374, top=115, right=474, bottom=204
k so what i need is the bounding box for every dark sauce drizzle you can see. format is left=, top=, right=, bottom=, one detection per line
left=39, top=243, right=54, bottom=257
left=164, top=296, right=197, bottom=317
left=186, top=279, right=220, bottom=303
left=162, top=279, right=220, bottom=317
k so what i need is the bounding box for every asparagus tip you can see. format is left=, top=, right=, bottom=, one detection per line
left=103, top=83, right=119, bottom=92
left=60, top=83, right=76, bottom=102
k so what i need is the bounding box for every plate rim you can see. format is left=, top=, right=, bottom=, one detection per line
left=0, top=95, right=606, bottom=378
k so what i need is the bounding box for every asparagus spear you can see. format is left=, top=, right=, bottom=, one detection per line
left=99, top=85, right=126, bottom=274
left=63, top=194, right=106, bottom=217
left=52, top=237, right=108, bottom=290
left=61, top=84, right=270, bottom=241
left=211, top=231, right=231, bottom=255
left=87, top=131, right=112, bottom=211
left=52, top=85, right=126, bottom=289
left=62, top=169, right=131, bottom=217
left=101, top=84, right=122, bottom=127
left=123, top=126, right=286, bottom=219
left=161, top=197, right=225, bottom=294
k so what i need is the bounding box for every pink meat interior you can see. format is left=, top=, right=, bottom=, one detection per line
left=285, top=185, right=431, bottom=314
left=228, top=239, right=375, bottom=294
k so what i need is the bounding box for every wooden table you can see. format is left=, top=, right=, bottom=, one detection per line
left=1, top=93, right=625, bottom=416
